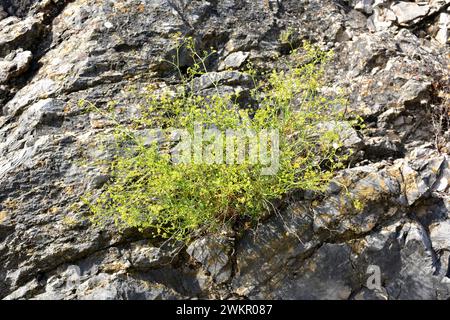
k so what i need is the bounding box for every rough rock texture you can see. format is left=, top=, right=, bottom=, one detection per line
left=0, top=0, right=449, bottom=300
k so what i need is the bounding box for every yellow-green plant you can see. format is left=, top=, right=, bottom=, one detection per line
left=84, top=36, right=350, bottom=241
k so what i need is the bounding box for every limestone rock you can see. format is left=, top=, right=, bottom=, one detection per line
left=0, top=49, right=33, bottom=84
left=265, top=243, right=355, bottom=299
left=351, top=220, right=441, bottom=299
left=435, top=12, right=449, bottom=45
left=219, top=51, right=250, bottom=71
left=391, top=2, right=430, bottom=26
left=0, top=16, right=43, bottom=56
left=187, top=234, right=233, bottom=284
left=232, top=202, right=318, bottom=298
left=354, top=0, right=375, bottom=14
left=430, top=220, right=450, bottom=251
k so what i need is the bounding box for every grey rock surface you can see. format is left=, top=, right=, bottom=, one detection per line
left=0, top=0, right=449, bottom=300
left=391, top=2, right=430, bottom=26
left=0, top=49, right=33, bottom=84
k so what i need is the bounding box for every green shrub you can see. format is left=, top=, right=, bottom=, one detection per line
left=83, top=37, right=350, bottom=241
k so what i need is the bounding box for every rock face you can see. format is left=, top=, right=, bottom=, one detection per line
left=0, top=49, right=33, bottom=84
left=0, top=0, right=449, bottom=300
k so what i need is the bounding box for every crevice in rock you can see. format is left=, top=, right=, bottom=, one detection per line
left=1, top=0, right=38, bottom=18
left=333, top=0, right=354, bottom=13
left=0, top=224, right=162, bottom=299
left=409, top=2, right=450, bottom=38
left=362, top=144, right=406, bottom=163
left=1, top=1, right=72, bottom=110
